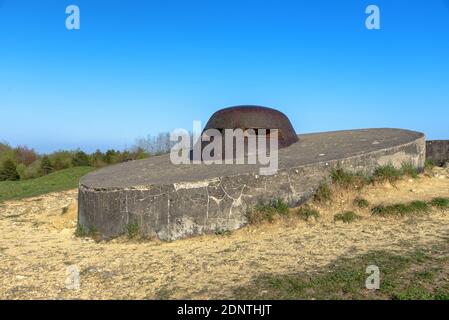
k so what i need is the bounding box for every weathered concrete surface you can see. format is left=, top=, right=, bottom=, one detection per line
left=78, top=128, right=425, bottom=240
left=426, top=140, right=449, bottom=166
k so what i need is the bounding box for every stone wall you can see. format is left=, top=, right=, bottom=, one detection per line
left=426, top=140, right=449, bottom=166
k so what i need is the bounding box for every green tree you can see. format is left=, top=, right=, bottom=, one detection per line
left=103, top=149, right=118, bottom=164
left=0, top=159, right=20, bottom=181
left=40, top=155, right=53, bottom=175
left=72, top=151, right=90, bottom=167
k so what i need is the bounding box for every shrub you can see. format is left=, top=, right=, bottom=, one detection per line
left=50, top=151, right=73, bottom=170
left=22, top=159, right=43, bottom=179
left=14, top=146, right=38, bottom=166
left=0, top=159, right=20, bottom=181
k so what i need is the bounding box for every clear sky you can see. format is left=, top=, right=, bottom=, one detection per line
left=1, top=0, right=448, bottom=153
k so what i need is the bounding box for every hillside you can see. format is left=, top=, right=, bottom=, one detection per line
left=0, top=166, right=94, bottom=202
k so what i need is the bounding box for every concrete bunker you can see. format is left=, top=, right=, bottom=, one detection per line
left=78, top=106, right=425, bottom=241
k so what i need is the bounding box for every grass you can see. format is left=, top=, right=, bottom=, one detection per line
left=246, top=198, right=289, bottom=224
left=425, top=159, right=436, bottom=171
left=372, top=200, right=430, bottom=217
left=334, top=211, right=361, bottom=223
left=0, top=166, right=95, bottom=202
left=126, top=223, right=140, bottom=239
left=75, top=224, right=88, bottom=237
left=214, top=227, right=232, bottom=236
left=401, top=162, right=419, bottom=178
left=353, top=197, right=370, bottom=209
left=429, top=197, right=449, bottom=210
left=314, top=164, right=421, bottom=206
left=373, top=165, right=403, bottom=184
left=75, top=223, right=99, bottom=239
left=314, top=182, right=332, bottom=203
left=233, top=242, right=449, bottom=300
left=295, top=206, right=320, bottom=221
left=330, top=168, right=371, bottom=190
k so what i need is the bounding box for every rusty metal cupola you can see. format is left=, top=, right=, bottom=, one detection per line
left=203, top=105, right=298, bottom=149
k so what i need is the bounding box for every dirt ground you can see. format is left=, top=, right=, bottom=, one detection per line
left=1, top=166, right=449, bottom=300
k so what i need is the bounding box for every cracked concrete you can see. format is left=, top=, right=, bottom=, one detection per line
left=78, top=128, right=425, bottom=241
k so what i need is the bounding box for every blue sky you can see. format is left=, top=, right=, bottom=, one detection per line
left=0, top=0, right=448, bottom=153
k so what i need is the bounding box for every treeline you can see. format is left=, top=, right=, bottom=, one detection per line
left=0, top=132, right=175, bottom=181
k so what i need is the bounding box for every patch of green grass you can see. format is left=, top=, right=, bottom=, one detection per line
left=353, top=197, right=370, bottom=209
left=246, top=198, right=289, bottom=224
left=373, top=165, right=403, bottom=184
left=371, top=200, right=430, bottom=217
left=424, top=159, right=436, bottom=171
left=330, top=168, right=370, bottom=190
left=75, top=224, right=99, bottom=239
left=314, top=182, right=332, bottom=203
left=233, top=243, right=449, bottom=300
left=214, top=227, right=232, bottom=236
left=268, top=198, right=289, bottom=215
left=75, top=224, right=88, bottom=237
left=401, top=162, right=419, bottom=179
left=0, top=166, right=95, bottom=202
left=334, top=211, right=361, bottom=223
left=295, top=206, right=320, bottom=221
left=126, top=223, right=140, bottom=239
left=429, top=197, right=449, bottom=210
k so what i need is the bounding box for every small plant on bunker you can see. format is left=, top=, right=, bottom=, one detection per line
left=295, top=206, right=320, bottom=221
left=334, top=211, right=361, bottom=223
left=126, top=223, right=140, bottom=238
